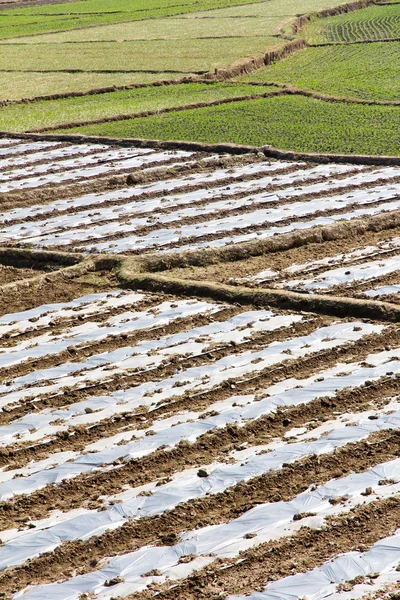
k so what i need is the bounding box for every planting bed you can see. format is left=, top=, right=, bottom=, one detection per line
left=1, top=138, right=400, bottom=600
left=68, top=95, right=400, bottom=155
left=2, top=267, right=400, bottom=599
left=302, top=3, right=400, bottom=43
left=2, top=139, right=400, bottom=255
left=0, top=0, right=397, bottom=157
left=240, top=41, right=400, bottom=101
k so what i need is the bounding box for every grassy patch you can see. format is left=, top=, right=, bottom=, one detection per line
left=0, top=36, right=282, bottom=73
left=0, top=15, right=287, bottom=43
left=60, top=94, right=400, bottom=156
left=239, top=42, right=400, bottom=101
left=302, top=3, right=400, bottom=43
left=0, top=0, right=355, bottom=106
left=0, top=0, right=268, bottom=38
left=0, top=72, right=181, bottom=101
left=0, top=82, right=278, bottom=131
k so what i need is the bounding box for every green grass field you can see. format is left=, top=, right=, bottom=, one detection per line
left=0, top=0, right=349, bottom=102
left=0, top=14, right=287, bottom=43
left=239, top=41, right=400, bottom=101
left=0, top=37, right=285, bottom=74
left=0, top=82, right=278, bottom=132
left=0, top=0, right=398, bottom=156
left=302, top=3, right=400, bottom=43
left=0, top=72, right=171, bottom=101
left=58, top=94, right=400, bottom=156
left=0, top=0, right=266, bottom=38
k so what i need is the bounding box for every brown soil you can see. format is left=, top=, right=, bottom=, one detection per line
left=2, top=158, right=296, bottom=226
left=139, top=208, right=400, bottom=273
left=0, top=320, right=397, bottom=529
left=131, top=495, right=400, bottom=599
left=0, top=261, right=117, bottom=316
left=1, top=136, right=400, bottom=600
left=0, top=153, right=234, bottom=213
left=0, top=264, right=48, bottom=284
left=1, top=426, right=399, bottom=595
left=62, top=181, right=394, bottom=250
left=168, top=225, right=400, bottom=285
left=120, top=270, right=400, bottom=322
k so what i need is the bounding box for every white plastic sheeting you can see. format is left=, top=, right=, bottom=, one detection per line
left=0, top=144, right=108, bottom=171
left=284, top=254, right=400, bottom=292
left=0, top=165, right=356, bottom=244
left=0, top=141, right=59, bottom=157
left=0, top=308, right=292, bottom=408
left=229, top=530, right=400, bottom=600
left=91, top=186, right=400, bottom=255
left=0, top=310, right=299, bottom=432
left=0, top=321, right=380, bottom=500
left=12, top=455, right=400, bottom=598
left=0, top=298, right=218, bottom=370
left=0, top=139, right=19, bottom=146
left=0, top=150, right=193, bottom=193
left=365, top=285, right=400, bottom=298
left=246, top=238, right=400, bottom=284
left=4, top=399, right=400, bottom=574
left=0, top=147, right=154, bottom=183
left=0, top=160, right=300, bottom=225
left=285, top=237, right=400, bottom=275
left=0, top=319, right=376, bottom=441
left=174, top=195, right=400, bottom=255
left=67, top=177, right=399, bottom=253
left=0, top=163, right=357, bottom=245
left=0, top=289, right=140, bottom=336
left=0, top=338, right=395, bottom=493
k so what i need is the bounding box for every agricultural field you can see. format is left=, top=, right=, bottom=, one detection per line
left=0, top=83, right=277, bottom=133
left=0, top=0, right=398, bottom=155
left=1, top=138, right=400, bottom=600
left=0, top=0, right=400, bottom=594
left=63, top=95, right=400, bottom=155
left=239, top=42, right=400, bottom=101
left=301, top=3, right=400, bottom=43
left=3, top=139, right=400, bottom=253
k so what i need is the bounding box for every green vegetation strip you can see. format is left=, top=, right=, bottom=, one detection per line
left=0, top=37, right=281, bottom=73
left=59, top=94, right=400, bottom=156
left=0, top=72, right=180, bottom=101
left=302, top=3, right=400, bottom=43
left=239, top=42, right=400, bottom=101
left=0, top=0, right=267, bottom=38
left=0, top=82, right=278, bottom=132
left=0, top=14, right=287, bottom=43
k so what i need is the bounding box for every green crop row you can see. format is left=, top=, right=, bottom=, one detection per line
left=0, top=82, right=278, bottom=132
left=0, top=36, right=282, bottom=77
left=239, top=42, right=400, bottom=101
left=0, top=0, right=267, bottom=39
left=1, top=14, right=286, bottom=44
left=0, top=0, right=353, bottom=104
left=324, top=15, right=400, bottom=42
left=0, top=72, right=173, bottom=102
left=56, top=94, right=400, bottom=156
left=302, top=3, right=400, bottom=43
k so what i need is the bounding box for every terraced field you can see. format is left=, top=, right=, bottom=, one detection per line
left=239, top=42, right=400, bottom=101
left=302, top=3, right=400, bottom=43
left=2, top=139, right=400, bottom=257
left=0, top=0, right=341, bottom=99
left=1, top=138, right=400, bottom=599
left=0, top=0, right=398, bottom=156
